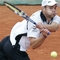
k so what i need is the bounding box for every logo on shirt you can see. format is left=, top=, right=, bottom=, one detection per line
left=32, top=26, right=38, bottom=32
left=33, top=26, right=36, bottom=29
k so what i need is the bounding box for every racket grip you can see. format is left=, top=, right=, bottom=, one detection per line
left=47, top=32, right=50, bottom=35
left=43, top=32, right=50, bottom=38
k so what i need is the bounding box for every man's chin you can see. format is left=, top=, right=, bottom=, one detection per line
left=48, top=14, right=55, bottom=18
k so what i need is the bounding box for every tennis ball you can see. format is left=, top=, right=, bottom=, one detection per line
left=50, top=51, right=58, bottom=58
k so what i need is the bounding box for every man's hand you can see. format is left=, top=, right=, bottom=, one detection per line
left=36, top=22, right=50, bottom=36
left=36, top=22, right=44, bottom=29
left=40, top=28, right=50, bottom=38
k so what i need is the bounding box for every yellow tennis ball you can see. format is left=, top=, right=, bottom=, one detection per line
left=50, top=51, right=58, bottom=58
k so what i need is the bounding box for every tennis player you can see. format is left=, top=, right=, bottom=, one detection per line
left=0, top=0, right=60, bottom=60
left=28, top=0, right=60, bottom=49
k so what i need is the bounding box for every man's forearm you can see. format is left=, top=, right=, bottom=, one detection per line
left=30, top=34, right=46, bottom=49
left=43, top=22, right=59, bottom=32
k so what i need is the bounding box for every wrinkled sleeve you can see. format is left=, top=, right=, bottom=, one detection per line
left=27, top=21, right=40, bottom=38
left=53, top=15, right=60, bottom=24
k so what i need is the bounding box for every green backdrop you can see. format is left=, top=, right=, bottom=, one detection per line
left=0, top=0, right=59, bottom=5
left=0, top=0, right=42, bottom=5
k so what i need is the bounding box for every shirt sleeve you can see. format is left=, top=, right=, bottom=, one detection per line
left=27, top=21, right=40, bottom=38
left=53, top=15, right=60, bottom=24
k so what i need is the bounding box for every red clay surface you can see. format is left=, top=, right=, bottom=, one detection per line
left=0, top=5, right=60, bottom=60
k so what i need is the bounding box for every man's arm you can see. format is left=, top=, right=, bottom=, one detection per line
left=36, top=22, right=59, bottom=32
left=29, top=34, right=46, bottom=49
left=43, top=22, right=59, bottom=32
left=29, top=28, right=49, bottom=49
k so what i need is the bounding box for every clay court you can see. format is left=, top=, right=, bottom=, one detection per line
left=0, top=5, right=60, bottom=60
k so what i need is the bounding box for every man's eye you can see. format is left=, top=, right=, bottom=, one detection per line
left=50, top=7, right=53, bottom=9
left=49, top=6, right=57, bottom=10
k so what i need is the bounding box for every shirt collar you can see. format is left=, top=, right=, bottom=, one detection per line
left=40, top=11, right=53, bottom=23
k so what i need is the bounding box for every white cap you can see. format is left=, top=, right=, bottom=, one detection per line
left=42, top=0, right=57, bottom=6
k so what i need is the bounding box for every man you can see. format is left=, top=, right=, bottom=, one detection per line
left=28, top=0, right=60, bottom=49
left=0, top=0, right=60, bottom=60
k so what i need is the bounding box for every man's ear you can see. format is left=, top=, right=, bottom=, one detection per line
left=41, top=6, right=46, bottom=12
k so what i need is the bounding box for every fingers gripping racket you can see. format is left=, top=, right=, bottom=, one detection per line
left=4, top=1, right=50, bottom=35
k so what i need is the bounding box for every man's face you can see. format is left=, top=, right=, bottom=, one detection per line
left=44, top=4, right=57, bottom=18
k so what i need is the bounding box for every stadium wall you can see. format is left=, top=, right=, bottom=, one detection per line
left=0, top=0, right=42, bottom=5
left=0, top=0, right=59, bottom=5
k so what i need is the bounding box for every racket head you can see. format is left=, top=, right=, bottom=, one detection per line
left=4, top=1, right=27, bottom=18
left=4, top=1, right=37, bottom=25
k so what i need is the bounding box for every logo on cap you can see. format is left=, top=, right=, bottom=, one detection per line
left=48, top=1, right=51, bottom=3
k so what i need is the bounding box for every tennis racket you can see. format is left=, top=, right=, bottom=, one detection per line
left=4, top=1, right=50, bottom=35
left=4, top=1, right=36, bottom=25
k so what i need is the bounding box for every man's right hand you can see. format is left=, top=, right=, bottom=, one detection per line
left=40, top=28, right=50, bottom=38
left=36, top=22, right=50, bottom=36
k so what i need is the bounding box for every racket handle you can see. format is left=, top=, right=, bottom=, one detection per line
left=47, top=32, right=50, bottom=35
left=43, top=32, right=50, bottom=38
left=24, top=16, right=36, bottom=25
